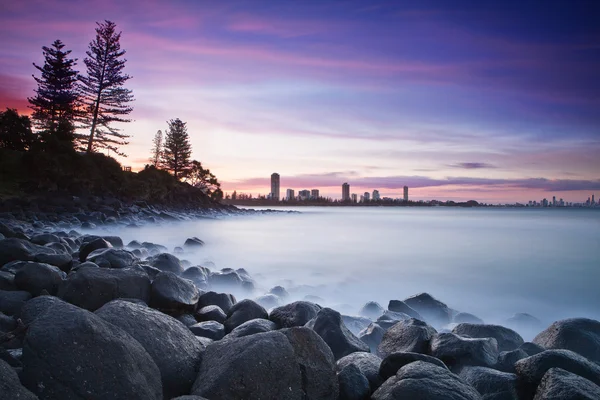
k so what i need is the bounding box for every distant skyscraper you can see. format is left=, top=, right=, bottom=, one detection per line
left=363, top=192, right=370, bottom=201
left=372, top=190, right=380, bottom=201
left=299, top=189, right=310, bottom=200
left=342, top=183, right=350, bottom=201
left=311, top=189, right=319, bottom=199
left=403, top=186, right=409, bottom=201
left=543, top=198, right=548, bottom=207
left=351, top=193, right=358, bottom=203
left=593, top=194, right=596, bottom=205
left=270, top=173, right=280, bottom=201
left=286, top=189, right=295, bottom=201
left=552, top=196, right=556, bottom=206
left=360, top=195, right=364, bottom=202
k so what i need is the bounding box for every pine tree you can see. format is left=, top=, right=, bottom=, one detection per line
left=0, top=108, right=34, bottom=151
left=28, top=39, right=79, bottom=151
left=149, top=130, right=163, bottom=167
left=79, top=20, right=134, bottom=156
left=186, top=160, right=223, bottom=200
left=161, top=118, right=192, bottom=180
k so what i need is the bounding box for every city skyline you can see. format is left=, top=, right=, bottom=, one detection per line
left=1, top=1, right=599, bottom=203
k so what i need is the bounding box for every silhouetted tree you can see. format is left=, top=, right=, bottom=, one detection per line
left=149, top=130, right=163, bottom=167
left=0, top=108, right=34, bottom=151
left=185, top=160, right=223, bottom=200
left=161, top=118, right=192, bottom=179
left=79, top=20, right=133, bottom=155
left=28, top=39, right=79, bottom=151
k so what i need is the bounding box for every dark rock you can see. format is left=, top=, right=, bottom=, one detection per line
left=34, top=252, right=72, bottom=271
left=208, top=270, right=243, bottom=289
left=191, top=331, right=302, bottom=399
left=30, top=233, right=62, bottom=246
left=453, top=312, right=484, bottom=325
left=96, top=300, right=204, bottom=399
left=282, top=327, right=339, bottom=400
left=254, top=293, right=281, bottom=309
left=22, top=301, right=162, bottom=400
left=225, top=318, right=277, bottom=339
left=270, top=300, right=320, bottom=328
left=69, top=260, right=99, bottom=272
left=86, top=247, right=137, bottom=269
left=377, top=318, right=437, bottom=358
left=0, top=358, right=37, bottom=399
left=430, top=332, right=499, bottom=369
left=181, top=266, right=209, bottom=287
left=305, top=307, right=370, bottom=361
left=372, top=361, right=482, bottom=400
left=177, top=313, right=199, bottom=327
left=81, top=221, right=96, bottom=229
left=496, top=349, right=528, bottom=373
left=171, top=397, right=210, bottom=400
left=101, top=235, right=123, bottom=248
left=197, top=291, right=236, bottom=314
left=0, top=222, right=16, bottom=238
left=184, top=237, right=205, bottom=248
left=387, top=299, right=423, bottom=319
left=0, top=347, right=21, bottom=367
left=14, top=262, right=65, bottom=296
left=196, top=305, right=226, bottom=323
left=224, top=299, right=268, bottom=333
left=520, top=342, right=545, bottom=356
left=79, top=238, right=112, bottom=262
left=0, top=270, right=15, bottom=291
left=127, top=240, right=142, bottom=248
left=403, top=293, right=452, bottom=326
left=533, top=367, right=600, bottom=400
left=359, top=322, right=385, bottom=352
left=58, top=266, right=151, bottom=311
left=20, top=295, right=64, bottom=325
left=380, top=350, right=449, bottom=383
left=337, top=352, right=382, bottom=391
left=0, top=290, right=31, bottom=316
left=0, top=238, right=57, bottom=266
left=342, top=315, right=373, bottom=336
left=190, top=321, right=225, bottom=340
left=459, top=366, right=519, bottom=400
left=149, top=253, right=184, bottom=275
left=505, top=313, right=542, bottom=335
left=453, top=323, right=524, bottom=352
left=359, top=301, right=384, bottom=319
left=150, top=272, right=199, bottom=313
left=0, top=311, right=16, bottom=333
left=533, top=318, right=600, bottom=364
left=269, top=285, right=289, bottom=299
left=338, top=363, right=370, bottom=400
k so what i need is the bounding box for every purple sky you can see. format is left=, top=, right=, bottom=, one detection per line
left=1, top=0, right=599, bottom=203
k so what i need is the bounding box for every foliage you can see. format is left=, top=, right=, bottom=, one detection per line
left=161, top=118, right=192, bottom=179
left=0, top=109, right=35, bottom=151
left=184, top=160, right=223, bottom=200
left=149, top=130, right=162, bottom=167
left=78, top=20, right=134, bottom=156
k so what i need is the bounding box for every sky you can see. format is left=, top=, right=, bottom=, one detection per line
left=1, top=0, right=599, bottom=203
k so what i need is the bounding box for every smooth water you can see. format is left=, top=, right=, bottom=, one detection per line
left=94, top=207, right=600, bottom=332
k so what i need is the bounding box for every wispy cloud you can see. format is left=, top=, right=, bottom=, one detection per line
left=449, top=162, right=497, bottom=169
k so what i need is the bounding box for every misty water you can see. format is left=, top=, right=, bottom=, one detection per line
left=91, top=207, right=599, bottom=338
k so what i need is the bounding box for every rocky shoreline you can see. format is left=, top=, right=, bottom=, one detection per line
left=0, top=212, right=599, bottom=400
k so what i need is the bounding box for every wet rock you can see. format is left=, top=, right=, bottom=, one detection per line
left=184, top=237, right=205, bottom=248
left=403, top=293, right=452, bottom=326
left=452, top=323, right=523, bottom=352
left=79, top=237, right=112, bottom=262
left=337, top=352, right=382, bottom=391
left=269, top=285, right=289, bottom=299
left=459, top=366, right=519, bottom=400
left=305, top=307, right=370, bottom=361
left=86, top=248, right=137, bottom=269
left=533, top=318, right=600, bottom=364
left=338, top=363, right=370, bottom=400
left=14, top=262, right=65, bottom=296
left=22, top=301, right=162, bottom=400
left=0, top=358, right=37, bottom=399
left=177, top=313, right=198, bottom=327
left=453, top=312, right=484, bottom=325
left=196, top=305, right=227, bottom=323
left=269, top=301, right=321, bottom=328
left=505, top=313, right=542, bottom=335
left=254, top=293, right=281, bottom=309
left=96, top=300, right=204, bottom=399
left=101, top=235, right=123, bottom=248
left=150, top=271, right=200, bottom=313
left=359, top=301, right=385, bottom=319
left=58, top=266, right=151, bottom=311
left=190, top=321, right=225, bottom=340
left=225, top=318, right=277, bottom=339
left=20, top=295, right=64, bottom=325
left=181, top=266, right=209, bottom=288
left=197, top=291, right=236, bottom=314
left=379, top=352, right=448, bottom=381
left=387, top=300, right=423, bottom=320
left=533, top=367, right=600, bottom=400
left=430, top=332, right=499, bottom=369
left=35, top=252, right=72, bottom=271
left=372, top=361, right=481, bottom=400
left=496, top=348, right=528, bottom=373
left=359, top=322, right=385, bottom=352
left=208, top=270, right=243, bottom=289
left=342, top=315, right=372, bottom=336
left=520, top=342, right=544, bottom=356
left=0, top=238, right=57, bottom=266
left=149, top=253, right=184, bottom=275
left=0, top=271, right=15, bottom=291
left=377, top=318, right=437, bottom=358
left=0, top=290, right=31, bottom=316
left=224, top=299, right=268, bottom=333
left=30, top=233, right=62, bottom=246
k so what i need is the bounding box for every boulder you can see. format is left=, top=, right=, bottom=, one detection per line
left=254, top=294, right=281, bottom=309
left=342, top=315, right=372, bottom=336
left=403, top=293, right=452, bottom=326
left=197, top=291, right=236, bottom=313
left=359, top=322, right=385, bottom=352
left=269, top=285, right=289, bottom=299
left=337, top=363, right=370, bottom=400
left=189, top=321, right=225, bottom=340
left=387, top=300, right=423, bottom=320
left=504, top=313, right=542, bottom=337
left=208, top=270, right=244, bottom=289
left=0, top=270, right=15, bottom=291
left=0, top=238, right=57, bottom=266
left=30, top=233, right=62, bottom=246
left=149, top=253, right=184, bottom=275
left=14, top=262, right=66, bottom=296
left=533, top=318, right=600, bottom=364
left=520, top=342, right=545, bottom=356
left=225, top=318, right=277, bottom=339
left=0, top=358, right=38, bottom=400
left=150, top=271, right=199, bottom=313
left=224, top=299, right=268, bottom=333
left=337, top=352, right=382, bottom=391
left=86, top=248, right=137, bottom=269
left=306, top=307, right=370, bottom=361
left=191, top=331, right=302, bottom=399
left=177, top=313, right=198, bottom=327
left=430, top=332, right=499, bottom=369
left=181, top=266, right=209, bottom=287
left=379, top=352, right=448, bottom=381
left=496, top=349, right=528, bottom=373
left=58, top=266, right=151, bottom=311
left=453, top=312, right=484, bottom=325
left=452, top=323, right=524, bottom=352
left=0, top=290, right=31, bottom=316
left=96, top=300, right=204, bottom=399
left=372, top=361, right=482, bottom=400
left=101, top=235, right=123, bottom=248
left=359, top=301, right=385, bottom=319
left=533, top=367, right=600, bottom=400
left=184, top=237, right=205, bottom=248
left=79, top=237, right=112, bottom=262
left=196, top=305, right=226, bottom=323
left=20, top=295, right=64, bottom=325
left=269, top=301, right=320, bottom=328
left=22, top=301, right=162, bottom=400
left=33, top=252, right=72, bottom=272
left=459, top=366, right=519, bottom=400
left=377, top=318, right=437, bottom=358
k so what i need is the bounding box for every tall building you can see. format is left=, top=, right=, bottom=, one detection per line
left=593, top=194, right=596, bottom=205
left=363, top=192, right=370, bottom=201
left=299, top=189, right=310, bottom=200
left=403, top=186, right=409, bottom=202
left=286, top=189, right=295, bottom=201
left=311, top=189, right=320, bottom=199
left=270, top=173, right=280, bottom=201
left=342, top=183, right=350, bottom=201
left=372, top=190, right=380, bottom=201
left=351, top=193, right=358, bottom=203
left=552, top=196, right=556, bottom=206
